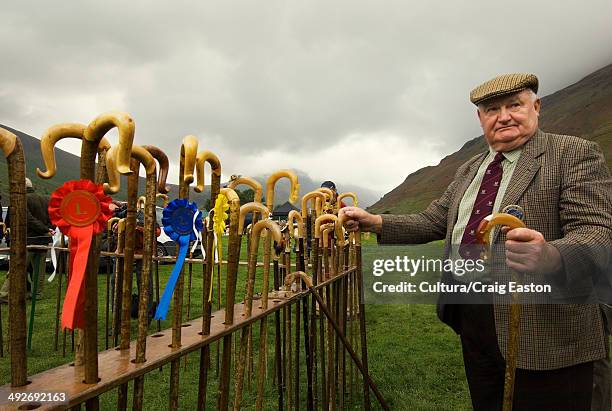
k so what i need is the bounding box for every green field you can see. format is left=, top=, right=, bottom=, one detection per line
left=0, top=237, right=472, bottom=410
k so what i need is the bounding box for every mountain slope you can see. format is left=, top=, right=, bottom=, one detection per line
left=0, top=129, right=380, bottom=208
left=369, top=63, right=612, bottom=214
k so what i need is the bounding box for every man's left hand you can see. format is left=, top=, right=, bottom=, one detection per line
left=505, top=227, right=563, bottom=275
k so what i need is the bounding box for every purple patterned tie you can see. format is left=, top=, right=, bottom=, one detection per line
left=459, top=152, right=505, bottom=259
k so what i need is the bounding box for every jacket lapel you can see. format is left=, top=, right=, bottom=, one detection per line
left=493, top=129, right=546, bottom=243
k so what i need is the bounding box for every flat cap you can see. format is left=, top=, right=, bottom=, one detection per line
left=470, top=73, right=538, bottom=105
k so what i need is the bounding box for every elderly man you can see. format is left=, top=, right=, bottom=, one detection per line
left=340, top=73, right=612, bottom=410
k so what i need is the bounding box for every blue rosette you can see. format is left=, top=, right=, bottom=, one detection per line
left=154, top=198, right=204, bottom=320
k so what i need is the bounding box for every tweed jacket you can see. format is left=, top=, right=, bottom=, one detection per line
left=379, top=130, right=612, bottom=370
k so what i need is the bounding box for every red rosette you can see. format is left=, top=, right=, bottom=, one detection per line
left=48, top=180, right=112, bottom=330
left=49, top=179, right=112, bottom=235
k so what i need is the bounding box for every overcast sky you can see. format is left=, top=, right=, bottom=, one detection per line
left=2, top=1, right=611, bottom=196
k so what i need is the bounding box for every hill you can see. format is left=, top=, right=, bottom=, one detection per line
left=0, top=128, right=380, bottom=208
left=369, top=63, right=612, bottom=214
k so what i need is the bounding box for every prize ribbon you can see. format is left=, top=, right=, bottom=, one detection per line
left=48, top=180, right=112, bottom=330
left=154, top=198, right=203, bottom=320
left=210, top=194, right=229, bottom=302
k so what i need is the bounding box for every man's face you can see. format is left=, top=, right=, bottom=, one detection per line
left=477, top=90, right=540, bottom=152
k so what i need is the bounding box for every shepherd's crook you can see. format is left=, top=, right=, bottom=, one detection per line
left=0, top=127, right=27, bottom=387
left=477, top=212, right=526, bottom=411
left=38, top=113, right=134, bottom=400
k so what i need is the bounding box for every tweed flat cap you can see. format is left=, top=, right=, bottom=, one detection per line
left=470, top=73, right=538, bottom=105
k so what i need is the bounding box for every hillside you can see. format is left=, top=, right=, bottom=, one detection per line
left=369, top=63, right=612, bottom=214
left=0, top=129, right=380, bottom=208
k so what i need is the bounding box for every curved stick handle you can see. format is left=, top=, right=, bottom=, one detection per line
left=104, top=145, right=156, bottom=194
left=37, top=123, right=86, bottom=179
left=239, top=202, right=269, bottom=233
left=219, top=187, right=239, bottom=203
left=287, top=210, right=305, bottom=239
left=142, top=145, right=170, bottom=194
left=180, top=135, right=198, bottom=186
left=107, top=217, right=120, bottom=233
left=266, top=169, right=300, bottom=210
left=314, top=214, right=343, bottom=242
left=228, top=175, right=263, bottom=203
left=0, top=127, right=17, bottom=158
left=284, top=271, right=314, bottom=289
left=115, top=218, right=126, bottom=254
left=321, top=223, right=336, bottom=248
left=194, top=150, right=222, bottom=193
left=137, top=196, right=146, bottom=210
left=85, top=112, right=135, bottom=175
left=338, top=192, right=358, bottom=207
left=476, top=213, right=526, bottom=246
left=156, top=193, right=169, bottom=207
left=300, top=191, right=325, bottom=219
left=317, top=187, right=333, bottom=200
left=250, top=220, right=282, bottom=254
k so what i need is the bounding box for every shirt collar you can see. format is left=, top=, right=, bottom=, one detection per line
left=487, top=145, right=522, bottom=163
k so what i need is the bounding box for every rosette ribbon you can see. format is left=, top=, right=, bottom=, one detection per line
left=48, top=180, right=112, bottom=330
left=154, top=198, right=203, bottom=320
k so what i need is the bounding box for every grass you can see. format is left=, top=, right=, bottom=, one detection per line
left=0, top=236, right=472, bottom=410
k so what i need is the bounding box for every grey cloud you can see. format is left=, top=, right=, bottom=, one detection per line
left=2, top=0, right=611, bottom=196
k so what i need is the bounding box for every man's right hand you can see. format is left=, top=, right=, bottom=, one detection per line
left=338, top=207, right=383, bottom=235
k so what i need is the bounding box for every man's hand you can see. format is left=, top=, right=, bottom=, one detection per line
left=338, top=207, right=383, bottom=235
left=505, top=227, right=563, bottom=275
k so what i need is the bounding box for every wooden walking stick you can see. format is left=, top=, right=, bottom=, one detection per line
left=288, top=209, right=314, bottom=410
left=144, top=148, right=170, bottom=334
left=301, top=191, right=325, bottom=268
left=338, top=192, right=358, bottom=207
left=105, top=144, right=159, bottom=411
left=301, top=191, right=325, bottom=407
left=0, top=127, right=27, bottom=387
left=112, top=218, right=126, bottom=345
left=37, top=113, right=134, bottom=410
left=265, top=170, right=299, bottom=404
left=476, top=212, right=526, bottom=411
left=215, top=188, right=243, bottom=411
left=284, top=271, right=390, bottom=411
left=105, top=217, right=120, bottom=349
left=233, top=219, right=282, bottom=411
left=193, top=150, right=222, bottom=410
left=315, top=215, right=342, bottom=409
left=166, top=135, right=198, bottom=410
left=154, top=193, right=168, bottom=331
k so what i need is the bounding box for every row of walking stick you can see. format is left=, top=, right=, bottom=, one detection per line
left=0, top=112, right=388, bottom=410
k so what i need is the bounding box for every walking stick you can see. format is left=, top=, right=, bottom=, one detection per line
left=112, top=218, right=126, bottom=346
left=37, top=113, right=134, bottom=411
left=315, top=216, right=342, bottom=409
left=0, top=127, right=27, bottom=387
left=337, top=192, right=358, bottom=207
left=233, top=219, right=282, bottom=411
left=301, top=191, right=325, bottom=264
left=216, top=188, right=242, bottom=411
left=105, top=217, right=120, bottom=349
left=236, top=201, right=269, bottom=388
left=288, top=209, right=314, bottom=410
left=166, top=135, right=198, bottom=410
left=476, top=212, right=526, bottom=411
left=284, top=271, right=390, bottom=411
left=301, top=191, right=325, bottom=408
left=193, top=150, right=222, bottom=410
left=265, top=170, right=299, bottom=406
left=105, top=144, right=159, bottom=411
left=154, top=194, right=169, bottom=333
